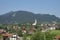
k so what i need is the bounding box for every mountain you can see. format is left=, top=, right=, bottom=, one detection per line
left=0, top=11, right=60, bottom=24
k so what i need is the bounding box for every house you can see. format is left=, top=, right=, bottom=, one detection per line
left=41, top=23, right=56, bottom=32
left=2, top=33, right=12, bottom=40
left=0, top=29, right=13, bottom=40
left=0, top=29, right=6, bottom=34
left=54, top=35, right=60, bottom=40
left=9, top=35, right=22, bottom=40
left=22, top=30, right=26, bottom=34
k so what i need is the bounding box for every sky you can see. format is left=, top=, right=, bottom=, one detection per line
left=0, top=0, right=60, bottom=17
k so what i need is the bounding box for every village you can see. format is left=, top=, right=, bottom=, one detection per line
left=0, top=20, right=60, bottom=40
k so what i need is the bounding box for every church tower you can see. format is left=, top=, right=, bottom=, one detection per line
left=32, top=19, right=37, bottom=26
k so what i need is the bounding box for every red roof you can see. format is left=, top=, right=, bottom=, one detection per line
left=55, top=35, right=60, bottom=39
left=2, top=33, right=12, bottom=37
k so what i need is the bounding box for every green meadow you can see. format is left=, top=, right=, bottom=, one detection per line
left=50, top=30, right=60, bottom=36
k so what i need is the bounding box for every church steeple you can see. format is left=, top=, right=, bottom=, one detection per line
left=32, top=19, right=37, bottom=25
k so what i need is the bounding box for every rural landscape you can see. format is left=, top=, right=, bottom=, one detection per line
left=0, top=11, right=60, bottom=40
left=0, top=0, right=60, bottom=40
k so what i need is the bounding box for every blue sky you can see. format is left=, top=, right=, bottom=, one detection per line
left=0, top=0, right=60, bottom=17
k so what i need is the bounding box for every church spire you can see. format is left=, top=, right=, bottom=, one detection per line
left=32, top=19, right=37, bottom=25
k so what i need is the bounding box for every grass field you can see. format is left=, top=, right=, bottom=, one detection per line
left=50, top=30, right=60, bottom=36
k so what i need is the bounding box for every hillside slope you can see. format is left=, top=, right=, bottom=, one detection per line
left=0, top=11, right=60, bottom=24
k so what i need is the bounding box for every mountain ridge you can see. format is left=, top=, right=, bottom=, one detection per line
left=0, top=11, right=60, bottom=24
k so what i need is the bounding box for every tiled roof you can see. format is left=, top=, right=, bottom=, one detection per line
left=55, top=35, right=60, bottom=38
left=2, top=33, right=12, bottom=37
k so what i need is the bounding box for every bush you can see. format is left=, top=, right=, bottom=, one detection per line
left=31, top=30, right=55, bottom=40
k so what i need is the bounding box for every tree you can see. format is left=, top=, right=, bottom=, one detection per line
left=31, top=31, right=43, bottom=40
left=17, top=29, right=23, bottom=37
left=45, top=30, right=55, bottom=40
left=23, top=34, right=27, bottom=40
left=31, top=30, right=55, bottom=40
